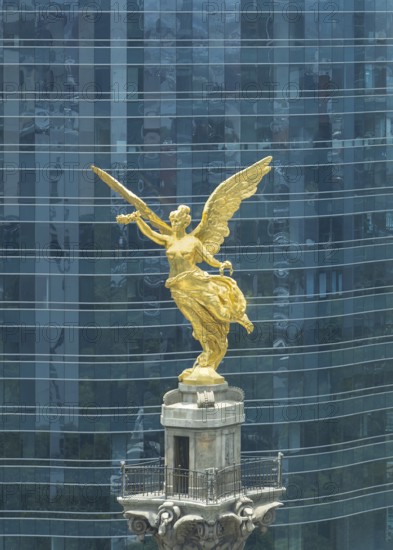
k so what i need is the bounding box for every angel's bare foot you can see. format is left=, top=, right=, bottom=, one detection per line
left=195, top=352, right=208, bottom=367
left=178, top=368, right=193, bottom=381
left=178, top=353, right=209, bottom=381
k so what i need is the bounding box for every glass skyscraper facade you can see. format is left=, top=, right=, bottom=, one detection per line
left=1, top=1, right=393, bottom=548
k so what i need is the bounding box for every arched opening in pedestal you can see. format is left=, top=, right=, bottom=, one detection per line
left=174, top=435, right=189, bottom=494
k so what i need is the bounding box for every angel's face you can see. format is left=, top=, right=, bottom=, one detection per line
left=169, top=208, right=191, bottom=232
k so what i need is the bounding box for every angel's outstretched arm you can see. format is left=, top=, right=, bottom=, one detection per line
left=196, top=240, right=233, bottom=275
left=92, top=165, right=172, bottom=235
left=117, top=212, right=169, bottom=247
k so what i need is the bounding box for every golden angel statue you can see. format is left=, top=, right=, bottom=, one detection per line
left=91, top=156, right=272, bottom=385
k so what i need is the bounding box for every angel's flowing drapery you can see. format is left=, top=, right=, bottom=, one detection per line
left=166, top=267, right=250, bottom=372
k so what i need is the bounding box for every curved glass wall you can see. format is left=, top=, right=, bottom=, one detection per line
left=1, top=1, right=393, bottom=549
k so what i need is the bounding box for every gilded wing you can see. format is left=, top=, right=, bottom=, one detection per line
left=192, top=156, right=272, bottom=254
left=91, top=165, right=172, bottom=235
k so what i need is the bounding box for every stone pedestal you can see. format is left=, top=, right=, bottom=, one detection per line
left=161, top=382, right=244, bottom=473
left=117, top=383, right=285, bottom=548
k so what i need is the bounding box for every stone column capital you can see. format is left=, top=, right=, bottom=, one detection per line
left=124, top=497, right=283, bottom=549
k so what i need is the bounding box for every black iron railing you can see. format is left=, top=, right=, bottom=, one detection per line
left=120, top=453, right=283, bottom=503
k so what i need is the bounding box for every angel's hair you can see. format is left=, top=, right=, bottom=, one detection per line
left=170, top=204, right=191, bottom=225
